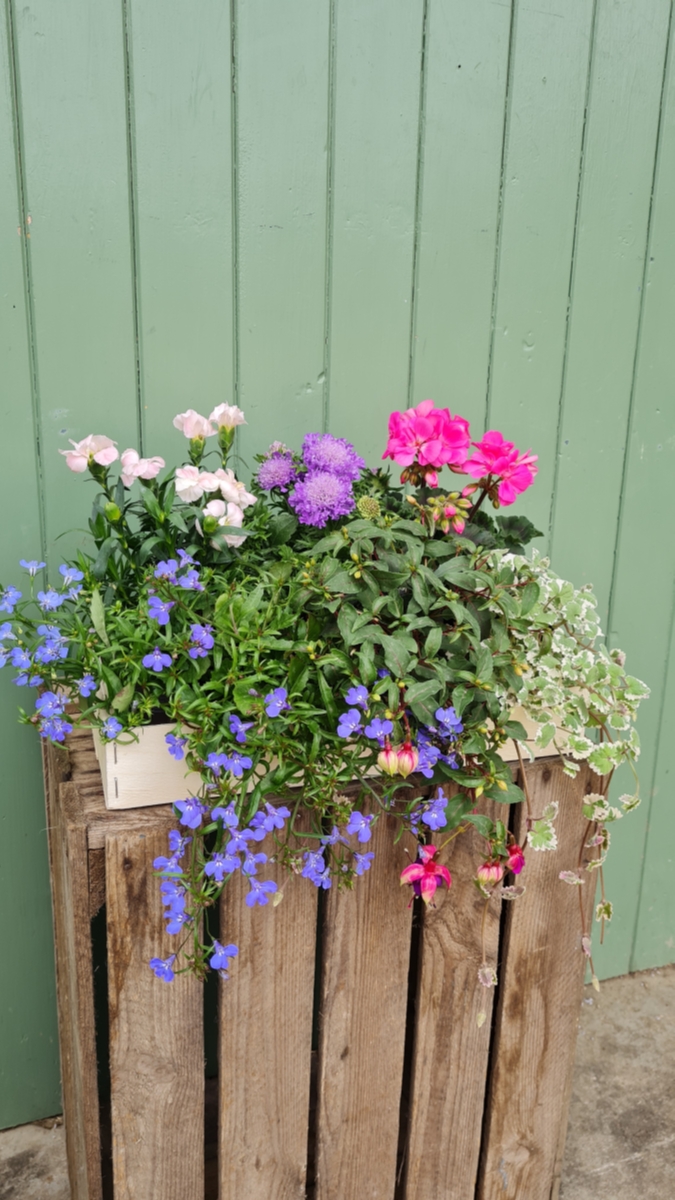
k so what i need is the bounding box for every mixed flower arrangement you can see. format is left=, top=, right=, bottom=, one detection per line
left=0, top=400, right=648, bottom=991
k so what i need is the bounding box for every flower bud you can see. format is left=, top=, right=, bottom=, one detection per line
left=104, top=501, right=121, bottom=522
left=397, top=742, right=419, bottom=778
left=202, top=515, right=220, bottom=534
left=506, top=844, right=525, bottom=875
left=476, top=860, right=504, bottom=886
left=189, top=435, right=206, bottom=465
left=218, top=425, right=236, bottom=456
left=377, top=746, right=399, bottom=776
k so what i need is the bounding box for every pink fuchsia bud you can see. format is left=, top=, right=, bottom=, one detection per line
left=476, top=860, right=504, bottom=886
left=172, top=409, right=214, bottom=440
left=59, top=435, right=119, bottom=473
left=396, top=742, right=419, bottom=778
left=507, top=844, right=525, bottom=875
left=377, top=745, right=399, bottom=776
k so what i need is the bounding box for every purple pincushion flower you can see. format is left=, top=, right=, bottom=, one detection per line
left=301, top=433, right=365, bottom=481
left=257, top=452, right=297, bottom=492
left=289, top=471, right=356, bottom=528
left=149, top=955, right=176, bottom=982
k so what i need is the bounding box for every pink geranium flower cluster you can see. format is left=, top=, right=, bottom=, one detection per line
left=383, top=400, right=537, bottom=507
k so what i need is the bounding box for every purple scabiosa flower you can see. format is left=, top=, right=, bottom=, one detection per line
left=289, top=471, right=356, bottom=528
left=205, top=752, right=228, bottom=777
left=229, top=713, right=253, bottom=743
left=174, top=797, right=206, bottom=829
left=242, top=849, right=267, bottom=876
left=302, top=850, right=332, bottom=889
left=10, top=647, right=31, bottom=671
left=165, top=732, right=187, bottom=760
left=149, top=955, right=176, bottom=982
left=354, top=851, right=375, bottom=876
left=0, top=622, right=16, bottom=642
left=264, top=687, right=290, bottom=718
left=58, top=564, right=84, bottom=587
left=223, top=751, right=253, bottom=778
left=204, top=852, right=241, bottom=882
left=211, top=803, right=238, bottom=828
left=337, top=709, right=363, bottom=739
left=37, top=589, right=64, bottom=612
left=434, top=706, right=463, bottom=737
left=35, top=691, right=66, bottom=718
left=142, top=646, right=173, bottom=673
left=189, top=623, right=214, bottom=659
left=101, top=716, right=123, bottom=740
left=39, top=715, right=73, bottom=742
left=301, top=433, right=365, bottom=481
left=178, top=569, right=203, bottom=592
left=364, top=717, right=394, bottom=745
left=148, top=595, right=174, bottom=625
left=345, top=684, right=369, bottom=709
left=346, top=811, right=374, bottom=844
left=245, top=878, right=278, bottom=907
left=20, top=559, right=46, bottom=576
left=0, top=586, right=21, bottom=614
left=154, top=560, right=178, bottom=582
left=257, top=451, right=297, bottom=493
left=210, top=941, right=238, bottom=974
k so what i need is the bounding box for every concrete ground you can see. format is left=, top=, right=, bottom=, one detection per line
left=0, top=966, right=673, bottom=1199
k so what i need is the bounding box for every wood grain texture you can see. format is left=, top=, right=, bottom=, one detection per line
left=43, top=773, right=102, bottom=1200
left=477, top=760, right=598, bottom=1200
left=106, top=831, right=204, bottom=1200
left=315, top=810, right=413, bottom=1200
left=219, top=832, right=318, bottom=1198
left=404, top=799, right=508, bottom=1200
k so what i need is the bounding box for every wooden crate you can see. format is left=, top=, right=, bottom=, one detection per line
left=43, top=728, right=598, bottom=1200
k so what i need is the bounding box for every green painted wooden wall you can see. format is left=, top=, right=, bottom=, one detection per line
left=1, top=0, right=674, bottom=1127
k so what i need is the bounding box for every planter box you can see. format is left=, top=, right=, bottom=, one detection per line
left=43, top=727, right=597, bottom=1200
left=92, top=705, right=562, bottom=810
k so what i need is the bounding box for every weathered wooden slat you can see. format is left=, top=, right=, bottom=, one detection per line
left=404, top=799, right=508, bottom=1199
left=106, top=831, right=204, bottom=1200
left=477, top=760, right=597, bottom=1200
left=218, top=832, right=318, bottom=1199
left=315, top=810, right=413, bottom=1200
left=43, top=776, right=102, bottom=1200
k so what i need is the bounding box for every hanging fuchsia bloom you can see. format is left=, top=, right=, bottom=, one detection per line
left=463, top=431, right=538, bottom=506
left=382, top=400, right=471, bottom=474
left=400, top=844, right=452, bottom=906
left=396, top=742, right=419, bottom=778
left=507, top=843, right=525, bottom=875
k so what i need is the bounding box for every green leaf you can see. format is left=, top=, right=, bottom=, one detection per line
left=91, top=537, right=117, bottom=580
left=317, top=671, right=339, bottom=726
left=435, top=559, right=482, bottom=589
left=519, top=581, right=540, bottom=616
left=502, top=720, right=529, bottom=742
left=337, top=604, right=360, bottom=648
left=358, top=639, right=377, bottom=685
left=111, top=682, right=135, bottom=713
left=269, top=512, right=298, bottom=545
left=90, top=589, right=110, bottom=646
left=465, top=813, right=494, bottom=838
left=324, top=569, right=360, bottom=595
left=138, top=535, right=164, bottom=565
left=451, top=684, right=472, bottom=716
left=140, top=486, right=165, bottom=523
left=406, top=678, right=442, bottom=724
left=380, top=634, right=413, bottom=678
left=424, top=625, right=443, bottom=659
left=411, top=573, right=432, bottom=613
left=474, top=645, right=494, bottom=683
left=485, top=779, right=525, bottom=805
left=233, top=678, right=263, bottom=714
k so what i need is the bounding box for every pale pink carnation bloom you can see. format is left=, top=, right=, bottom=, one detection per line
left=203, top=499, right=226, bottom=520
left=197, top=471, right=222, bottom=494
left=172, top=409, right=214, bottom=440
left=214, top=468, right=256, bottom=509
left=209, top=403, right=246, bottom=430
left=463, top=430, right=538, bottom=506
left=382, top=400, right=471, bottom=471
left=120, top=449, right=165, bottom=488
left=175, top=465, right=205, bottom=503
left=59, top=435, right=118, bottom=473
left=203, top=499, right=246, bottom=546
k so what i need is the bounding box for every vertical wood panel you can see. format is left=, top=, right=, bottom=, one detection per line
left=12, top=0, right=139, bottom=563
left=235, top=0, right=330, bottom=465
left=487, top=0, right=595, bottom=540
left=219, top=844, right=317, bottom=1198
left=315, top=812, right=413, bottom=1200
left=410, top=0, right=512, bottom=427
left=126, top=0, right=235, bottom=463
left=550, top=0, right=672, bottom=616
left=478, top=762, right=597, bottom=1200
left=107, top=831, right=204, bottom=1200
left=404, top=800, right=508, bottom=1200
left=327, top=0, right=424, bottom=463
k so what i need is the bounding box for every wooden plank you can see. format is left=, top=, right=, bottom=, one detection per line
left=487, top=0, right=595, bottom=540
left=409, top=0, right=512, bottom=427
left=126, top=0, right=235, bottom=461
left=477, top=760, right=598, bottom=1200
left=43, top=776, right=102, bottom=1200
left=235, top=0, right=330, bottom=464
left=404, top=798, right=508, bottom=1199
left=219, top=828, right=318, bottom=1198
left=12, top=0, right=139, bottom=564
left=106, top=831, right=204, bottom=1200
left=327, top=0, right=424, bottom=462
left=315, top=810, right=413, bottom=1200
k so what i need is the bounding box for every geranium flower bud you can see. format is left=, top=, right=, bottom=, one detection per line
left=476, top=860, right=504, bottom=886
left=397, top=742, right=419, bottom=778
left=377, top=745, right=399, bottom=776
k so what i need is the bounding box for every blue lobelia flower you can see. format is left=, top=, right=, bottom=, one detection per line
left=346, top=810, right=374, bottom=843
left=142, top=646, right=173, bottom=672
left=364, top=717, right=393, bottom=745
left=39, top=715, right=73, bottom=742
left=301, top=850, right=332, bottom=889
left=148, top=595, right=174, bottom=625
left=165, top=732, right=187, bottom=760
left=188, top=623, right=214, bottom=659
left=0, top=622, right=16, bottom=642
left=149, top=955, right=176, bottom=982
left=37, top=589, right=64, bottom=611
left=242, top=850, right=267, bottom=876
left=101, top=716, right=123, bottom=740
left=20, top=560, right=46, bottom=576
left=434, top=706, right=464, bottom=737
left=154, top=560, right=178, bottom=582
left=204, top=851, right=241, bottom=882
left=13, top=672, right=43, bottom=688
left=337, top=709, right=363, bottom=738
left=321, top=826, right=349, bottom=848
left=0, top=587, right=22, bottom=614
left=10, top=647, right=31, bottom=671
left=205, top=752, right=228, bottom=777
left=226, top=828, right=255, bottom=855
left=254, top=803, right=291, bottom=834
left=345, top=684, right=369, bottom=709
left=210, top=941, right=238, bottom=975
left=168, top=830, right=191, bottom=855
left=223, top=751, right=252, bottom=778
left=178, top=569, right=203, bottom=592
left=211, top=803, right=239, bottom=828
left=417, top=740, right=441, bottom=779
left=264, top=687, right=290, bottom=718
left=354, top=851, right=375, bottom=876
left=177, top=550, right=199, bottom=568
left=58, top=564, right=84, bottom=587
left=245, top=878, right=278, bottom=907
left=166, top=909, right=192, bottom=935
left=228, top=713, right=253, bottom=743
left=174, top=797, right=205, bottom=829
left=153, top=852, right=183, bottom=875
left=75, top=674, right=96, bottom=698
left=35, top=691, right=66, bottom=718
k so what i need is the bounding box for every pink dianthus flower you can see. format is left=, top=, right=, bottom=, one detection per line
left=463, top=430, right=538, bottom=506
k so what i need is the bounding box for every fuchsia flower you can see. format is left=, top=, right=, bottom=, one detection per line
left=396, top=743, right=420, bottom=778
left=400, top=844, right=452, bottom=906
left=463, top=431, right=538, bottom=506
left=476, top=860, right=504, bottom=887
left=377, top=745, right=399, bottom=776
left=507, top=843, right=525, bottom=875
left=382, top=400, right=470, bottom=475
left=59, top=435, right=118, bottom=473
